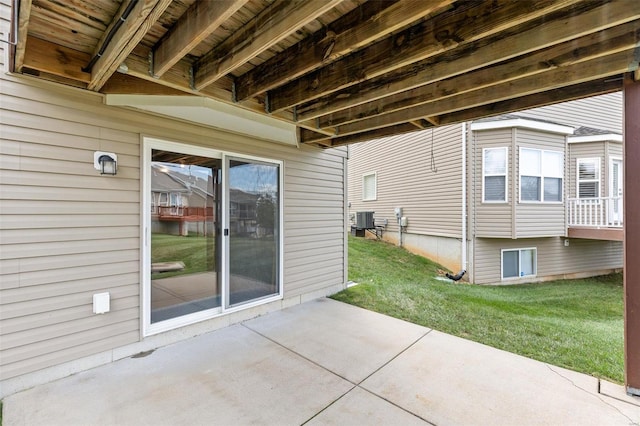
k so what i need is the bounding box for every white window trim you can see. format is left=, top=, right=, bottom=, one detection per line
left=577, top=157, right=601, bottom=199
left=362, top=172, right=377, bottom=201
left=482, top=147, right=508, bottom=203
left=519, top=147, right=564, bottom=204
left=501, top=247, right=537, bottom=280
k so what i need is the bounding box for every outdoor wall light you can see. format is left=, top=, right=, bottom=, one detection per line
left=94, top=151, right=118, bottom=175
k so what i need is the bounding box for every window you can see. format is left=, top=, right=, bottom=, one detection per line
left=502, top=248, right=537, bottom=279
left=577, top=158, right=600, bottom=198
left=519, top=148, right=563, bottom=202
left=483, top=147, right=507, bottom=202
left=362, top=172, right=377, bottom=201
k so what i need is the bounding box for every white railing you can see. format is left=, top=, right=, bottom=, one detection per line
left=567, top=197, right=623, bottom=228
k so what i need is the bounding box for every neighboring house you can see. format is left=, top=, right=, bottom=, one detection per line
left=348, top=93, right=623, bottom=284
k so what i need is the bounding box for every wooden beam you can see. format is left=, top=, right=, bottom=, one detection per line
left=436, top=78, right=622, bottom=126
left=234, top=0, right=453, bottom=102
left=319, top=23, right=640, bottom=128
left=152, top=0, right=248, bottom=77
left=297, top=0, right=640, bottom=121
left=88, top=0, right=173, bottom=91
left=22, top=36, right=91, bottom=82
left=13, top=0, right=32, bottom=72
left=193, top=0, right=343, bottom=91
left=624, top=73, right=640, bottom=395
left=307, top=78, right=622, bottom=147
left=304, top=123, right=422, bottom=146
left=335, top=49, right=637, bottom=136
left=267, top=0, right=583, bottom=113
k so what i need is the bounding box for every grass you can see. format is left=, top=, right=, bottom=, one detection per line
left=151, top=233, right=276, bottom=282
left=331, top=236, right=624, bottom=384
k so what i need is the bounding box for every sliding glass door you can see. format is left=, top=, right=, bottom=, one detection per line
left=226, top=157, right=280, bottom=307
left=144, top=139, right=282, bottom=334
left=149, top=149, right=222, bottom=324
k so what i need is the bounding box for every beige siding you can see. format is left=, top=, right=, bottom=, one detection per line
left=514, top=129, right=566, bottom=237
left=521, top=92, right=623, bottom=133
left=473, top=237, right=623, bottom=284
left=348, top=125, right=463, bottom=239
left=471, top=128, right=513, bottom=238
left=0, top=72, right=347, bottom=380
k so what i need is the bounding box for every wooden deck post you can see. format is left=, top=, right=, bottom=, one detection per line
left=624, top=72, right=640, bottom=396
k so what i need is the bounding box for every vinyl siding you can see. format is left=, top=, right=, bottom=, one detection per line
left=473, top=237, right=623, bottom=284
left=514, top=129, right=566, bottom=237
left=521, top=92, right=623, bottom=133
left=348, top=125, right=463, bottom=239
left=472, top=128, right=513, bottom=238
left=0, top=71, right=347, bottom=380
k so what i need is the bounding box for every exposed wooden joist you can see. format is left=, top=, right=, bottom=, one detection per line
left=436, top=78, right=623, bottom=126
left=267, top=0, right=583, bottom=113
left=87, top=0, right=173, bottom=91
left=121, top=49, right=330, bottom=138
left=234, top=0, right=453, bottom=102
left=152, top=0, right=248, bottom=77
left=21, top=36, right=91, bottom=83
left=193, top=0, right=343, bottom=91
left=329, top=123, right=424, bottom=147
left=335, top=49, right=636, bottom=136
left=318, top=22, right=640, bottom=128
left=297, top=0, right=639, bottom=121
left=12, top=0, right=32, bottom=72
left=301, top=78, right=623, bottom=145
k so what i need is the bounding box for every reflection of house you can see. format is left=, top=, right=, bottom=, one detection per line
left=348, top=93, right=623, bottom=284
left=229, top=189, right=259, bottom=236
left=151, top=164, right=216, bottom=236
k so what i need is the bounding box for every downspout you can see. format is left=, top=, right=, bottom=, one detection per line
left=461, top=123, right=467, bottom=272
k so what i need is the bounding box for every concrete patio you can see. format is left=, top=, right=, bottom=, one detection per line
left=3, top=298, right=639, bottom=425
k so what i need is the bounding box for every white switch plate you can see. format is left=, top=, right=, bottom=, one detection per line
left=93, top=292, right=110, bottom=314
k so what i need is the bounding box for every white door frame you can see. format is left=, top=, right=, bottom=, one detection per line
left=609, top=156, right=623, bottom=224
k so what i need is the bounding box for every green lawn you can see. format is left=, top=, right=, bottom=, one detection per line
left=151, top=233, right=276, bottom=282
left=332, top=236, right=624, bottom=384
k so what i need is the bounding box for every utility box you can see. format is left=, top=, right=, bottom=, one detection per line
left=356, top=211, right=374, bottom=229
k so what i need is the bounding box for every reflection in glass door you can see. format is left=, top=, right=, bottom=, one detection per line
left=226, top=158, right=280, bottom=307
left=150, top=150, right=221, bottom=323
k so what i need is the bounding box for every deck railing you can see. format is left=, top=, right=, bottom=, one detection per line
left=567, top=197, right=623, bottom=228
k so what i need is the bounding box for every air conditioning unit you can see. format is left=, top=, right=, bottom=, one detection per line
left=356, top=211, right=374, bottom=229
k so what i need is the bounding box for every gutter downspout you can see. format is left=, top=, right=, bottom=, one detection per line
left=461, top=123, right=467, bottom=272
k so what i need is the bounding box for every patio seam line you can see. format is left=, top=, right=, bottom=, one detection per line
left=240, top=322, right=359, bottom=385
left=545, top=364, right=638, bottom=425
left=354, top=329, right=438, bottom=426
left=299, top=384, right=358, bottom=425
left=240, top=322, right=436, bottom=424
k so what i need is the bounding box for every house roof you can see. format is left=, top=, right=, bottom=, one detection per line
left=9, top=0, right=640, bottom=148
left=568, top=126, right=624, bottom=143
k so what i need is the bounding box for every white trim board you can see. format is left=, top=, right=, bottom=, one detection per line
left=470, top=118, right=574, bottom=135
left=106, top=95, right=298, bottom=146
left=568, top=134, right=623, bottom=143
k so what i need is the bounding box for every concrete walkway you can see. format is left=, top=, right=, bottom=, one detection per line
left=3, top=298, right=639, bottom=425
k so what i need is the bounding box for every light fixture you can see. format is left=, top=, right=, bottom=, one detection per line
left=94, top=151, right=118, bottom=175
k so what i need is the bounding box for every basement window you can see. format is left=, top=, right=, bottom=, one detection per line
left=502, top=248, right=537, bottom=279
